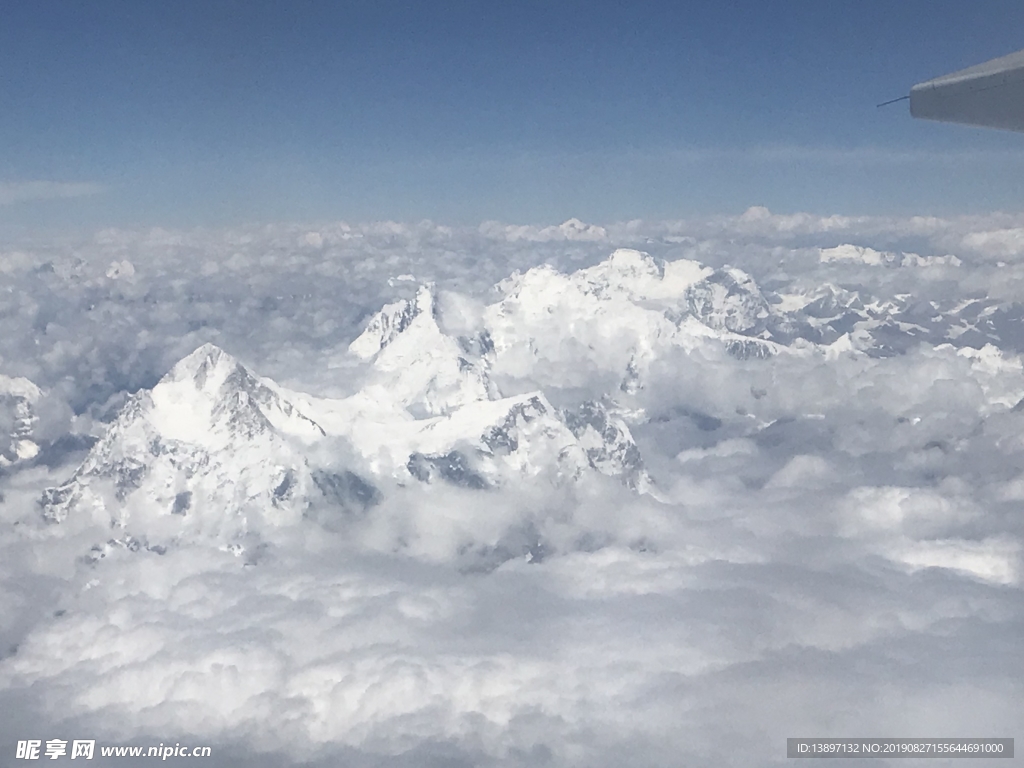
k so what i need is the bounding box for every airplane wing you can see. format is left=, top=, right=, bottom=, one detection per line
left=910, top=48, right=1024, bottom=132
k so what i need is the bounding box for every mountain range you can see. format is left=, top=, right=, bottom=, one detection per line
left=26, top=247, right=1019, bottom=559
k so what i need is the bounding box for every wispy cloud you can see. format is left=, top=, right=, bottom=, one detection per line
left=0, top=180, right=103, bottom=206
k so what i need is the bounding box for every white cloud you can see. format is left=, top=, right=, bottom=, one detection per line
left=891, top=537, right=1020, bottom=585
left=0, top=180, right=103, bottom=206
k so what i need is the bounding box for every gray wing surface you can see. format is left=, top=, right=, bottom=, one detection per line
left=910, top=48, right=1024, bottom=132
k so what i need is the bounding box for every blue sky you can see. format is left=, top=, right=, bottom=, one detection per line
left=4, top=0, right=1024, bottom=232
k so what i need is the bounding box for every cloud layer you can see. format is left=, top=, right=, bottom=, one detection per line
left=0, top=209, right=1021, bottom=767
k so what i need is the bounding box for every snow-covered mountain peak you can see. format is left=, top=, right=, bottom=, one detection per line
left=39, top=346, right=335, bottom=543
left=144, top=344, right=324, bottom=448
left=492, top=250, right=712, bottom=314
left=801, top=283, right=865, bottom=318
left=575, top=249, right=713, bottom=303
left=579, top=248, right=663, bottom=289
left=346, top=283, right=496, bottom=417
left=163, top=342, right=238, bottom=391
left=483, top=250, right=786, bottom=390
left=349, top=284, right=438, bottom=360
left=685, top=265, right=773, bottom=335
